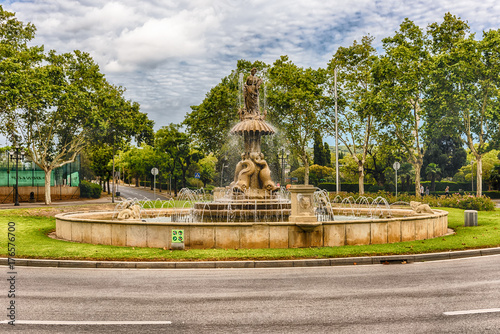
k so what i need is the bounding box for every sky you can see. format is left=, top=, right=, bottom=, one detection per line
left=2, top=0, right=500, bottom=146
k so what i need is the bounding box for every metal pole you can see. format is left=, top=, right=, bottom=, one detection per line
left=154, top=173, right=156, bottom=199
left=112, top=150, right=115, bottom=203
left=395, top=168, right=398, bottom=198
left=334, top=68, right=340, bottom=194
left=14, top=146, right=20, bottom=206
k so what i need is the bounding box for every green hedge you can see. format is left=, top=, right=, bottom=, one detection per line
left=318, top=181, right=487, bottom=193
left=80, top=180, right=102, bottom=198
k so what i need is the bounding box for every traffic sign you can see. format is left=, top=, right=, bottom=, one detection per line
left=194, top=172, right=201, bottom=179
left=151, top=167, right=159, bottom=175
left=172, top=230, right=184, bottom=243
left=393, top=162, right=400, bottom=170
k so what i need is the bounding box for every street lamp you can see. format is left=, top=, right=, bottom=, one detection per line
left=9, top=144, right=25, bottom=206
left=278, top=149, right=289, bottom=186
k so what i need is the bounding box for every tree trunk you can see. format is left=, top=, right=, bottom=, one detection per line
left=414, top=163, right=422, bottom=197
left=358, top=162, right=365, bottom=195
left=476, top=155, right=483, bottom=197
left=303, top=156, right=310, bottom=185
left=107, top=178, right=110, bottom=194
left=44, top=169, right=52, bottom=205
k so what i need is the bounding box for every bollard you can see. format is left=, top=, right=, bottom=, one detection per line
left=464, top=210, right=478, bottom=227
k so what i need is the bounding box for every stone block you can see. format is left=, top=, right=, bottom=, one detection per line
left=57, top=220, right=72, bottom=241
left=126, top=225, right=147, bottom=247
left=73, top=222, right=92, bottom=243
left=324, top=224, right=345, bottom=247
left=387, top=220, right=401, bottom=243
left=415, top=220, right=428, bottom=240
left=371, top=222, right=388, bottom=244
left=288, top=226, right=307, bottom=248
left=189, top=226, right=215, bottom=249
left=401, top=221, right=415, bottom=242
left=269, top=226, right=288, bottom=248
left=147, top=225, right=170, bottom=248
left=215, top=226, right=240, bottom=249
left=240, top=224, right=270, bottom=249
left=345, top=223, right=370, bottom=246
left=91, top=223, right=112, bottom=245
left=111, top=224, right=127, bottom=247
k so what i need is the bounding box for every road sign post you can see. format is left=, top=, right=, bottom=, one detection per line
left=393, top=162, right=400, bottom=198
left=171, top=229, right=184, bottom=250
left=151, top=167, right=159, bottom=199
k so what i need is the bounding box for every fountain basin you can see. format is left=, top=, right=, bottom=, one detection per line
left=55, top=208, right=448, bottom=249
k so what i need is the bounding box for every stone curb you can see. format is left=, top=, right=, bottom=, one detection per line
left=1, top=247, right=500, bottom=269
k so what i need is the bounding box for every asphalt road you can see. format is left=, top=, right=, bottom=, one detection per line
left=115, top=183, right=171, bottom=201
left=2, top=255, right=500, bottom=333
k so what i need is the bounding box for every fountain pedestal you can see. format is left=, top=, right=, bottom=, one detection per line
left=288, top=185, right=318, bottom=224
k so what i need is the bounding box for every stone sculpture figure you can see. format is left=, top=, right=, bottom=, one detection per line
left=230, top=67, right=278, bottom=197
left=243, top=68, right=263, bottom=115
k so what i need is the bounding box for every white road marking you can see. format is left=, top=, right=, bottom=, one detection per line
left=444, top=308, right=500, bottom=316
left=0, top=320, right=172, bottom=325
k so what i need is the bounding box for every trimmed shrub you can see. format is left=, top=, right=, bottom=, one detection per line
left=80, top=180, right=102, bottom=199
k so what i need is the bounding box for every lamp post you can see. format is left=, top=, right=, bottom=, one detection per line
left=9, top=145, right=24, bottom=206
left=278, top=149, right=289, bottom=186
left=334, top=67, right=340, bottom=194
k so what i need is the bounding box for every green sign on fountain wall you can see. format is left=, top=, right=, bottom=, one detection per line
left=172, top=230, right=184, bottom=243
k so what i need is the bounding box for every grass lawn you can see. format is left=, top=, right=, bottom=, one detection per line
left=0, top=204, right=499, bottom=261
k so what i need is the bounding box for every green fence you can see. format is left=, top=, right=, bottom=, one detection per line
left=0, top=153, right=80, bottom=187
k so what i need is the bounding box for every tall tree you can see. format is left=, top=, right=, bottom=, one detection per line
left=267, top=56, right=328, bottom=184
left=427, top=13, right=500, bottom=196
left=373, top=19, right=431, bottom=197
left=328, top=36, right=379, bottom=195
left=0, top=5, right=43, bottom=115
left=313, top=130, right=326, bottom=166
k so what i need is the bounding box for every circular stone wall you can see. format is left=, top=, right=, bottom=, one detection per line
left=55, top=209, right=448, bottom=249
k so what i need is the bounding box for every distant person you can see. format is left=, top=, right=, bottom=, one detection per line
left=420, top=185, right=424, bottom=197
left=425, top=186, right=429, bottom=196
left=445, top=186, right=450, bottom=197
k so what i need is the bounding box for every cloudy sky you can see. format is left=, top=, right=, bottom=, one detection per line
left=3, top=0, right=500, bottom=140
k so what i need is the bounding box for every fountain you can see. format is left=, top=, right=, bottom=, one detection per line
left=55, top=68, right=449, bottom=249
left=191, top=67, right=291, bottom=222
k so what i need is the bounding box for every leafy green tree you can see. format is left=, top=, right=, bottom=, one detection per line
left=313, top=130, right=326, bottom=166
left=426, top=14, right=500, bottom=196
left=425, top=163, right=441, bottom=191
left=185, top=60, right=267, bottom=155
left=0, top=6, right=43, bottom=115
left=373, top=18, right=431, bottom=197
left=327, top=36, right=379, bottom=195
left=267, top=56, right=328, bottom=184
left=323, top=142, right=332, bottom=167
left=422, top=135, right=467, bottom=179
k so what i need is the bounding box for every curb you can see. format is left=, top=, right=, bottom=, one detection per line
left=2, top=247, right=500, bottom=269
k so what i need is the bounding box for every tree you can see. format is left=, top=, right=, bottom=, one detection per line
left=313, top=130, right=326, bottom=166
left=267, top=56, right=328, bottom=184
left=185, top=60, right=267, bottom=155
left=2, top=48, right=153, bottom=204
left=425, top=163, right=441, bottom=191
left=426, top=14, right=500, bottom=196
left=323, top=142, right=332, bottom=167
left=0, top=6, right=43, bottom=115
left=373, top=18, right=431, bottom=197
left=327, top=36, right=379, bottom=195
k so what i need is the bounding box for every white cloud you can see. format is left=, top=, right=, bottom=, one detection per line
left=3, top=0, right=500, bottom=133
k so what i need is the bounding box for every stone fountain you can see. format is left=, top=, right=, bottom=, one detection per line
left=54, top=68, right=449, bottom=250
left=191, top=67, right=291, bottom=222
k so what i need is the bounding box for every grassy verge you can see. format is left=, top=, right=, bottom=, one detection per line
left=0, top=205, right=499, bottom=261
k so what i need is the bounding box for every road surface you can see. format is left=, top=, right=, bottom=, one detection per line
left=2, top=255, right=500, bottom=333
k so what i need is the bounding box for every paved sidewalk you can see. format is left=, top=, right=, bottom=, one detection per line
left=0, top=196, right=115, bottom=210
